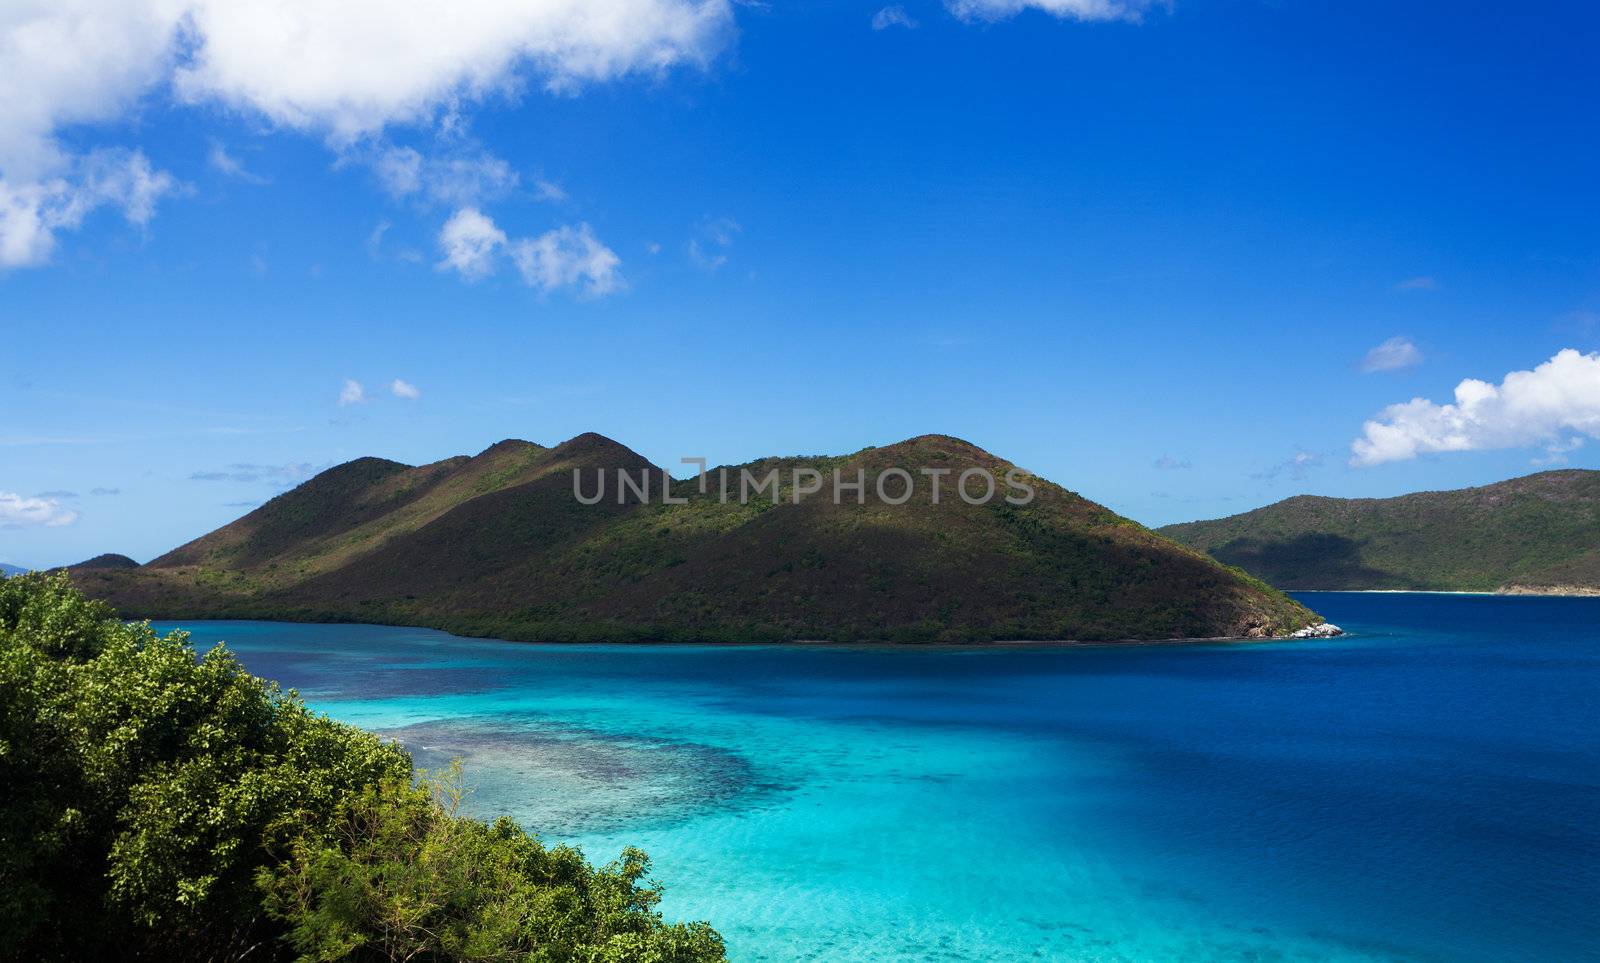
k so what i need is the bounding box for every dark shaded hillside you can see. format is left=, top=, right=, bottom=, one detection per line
left=72, top=433, right=1323, bottom=643
left=69, top=553, right=139, bottom=570
left=1159, top=470, right=1600, bottom=592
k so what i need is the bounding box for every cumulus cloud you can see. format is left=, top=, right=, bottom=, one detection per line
left=439, top=207, right=621, bottom=295
left=511, top=223, right=621, bottom=296
left=1, top=0, right=733, bottom=267
left=0, top=491, right=79, bottom=528
left=1360, top=336, right=1423, bottom=373
left=437, top=207, right=507, bottom=279
left=339, top=378, right=367, bottom=406
left=872, top=6, right=919, bottom=29
left=390, top=378, right=422, bottom=399
left=945, top=0, right=1156, bottom=22
left=171, top=0, right=733, bottom=140
left=1351, top=349, right=1600, bottom=466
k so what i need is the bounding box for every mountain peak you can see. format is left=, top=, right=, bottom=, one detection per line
left=477, top=439, right=543, bottom=458
left=69, top=553, right=139, bottom=570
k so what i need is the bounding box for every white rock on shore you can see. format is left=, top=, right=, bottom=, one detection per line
left=1289, top=622, right=1343, bottom=639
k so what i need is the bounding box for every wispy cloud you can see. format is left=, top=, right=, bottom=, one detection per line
left=1394, top=275, right=1440, bottom=292
left=190, top=462, right=323, bottom=486
left=1152, top=455, right=1191, bottom=470
left=945, top=0, right=1157, bottom=23
left=390, top=378, right=421, bottom=400
left=339, top=379, right=366, bottom=406
left=89, top=487, right=121, bottom=496
left=872, top=6, right=918, bottom=29
left=374, top=147, right=519, bottom=207
left=1360, top=336, right=1423, bottom=373
left=1, top=149, right=181, bottom=269
left=1252, top=450, right=1323, bottom=482
left=688, top=216, right=740, bottom=271
left=207, top=140, right=268, bottom=184
left=33, top=489, right=78, bottom=499
left=1352, top=348, right=1600, bottom=466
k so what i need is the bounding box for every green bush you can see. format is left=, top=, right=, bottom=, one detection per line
left=0, top=573, right=724, bottom=962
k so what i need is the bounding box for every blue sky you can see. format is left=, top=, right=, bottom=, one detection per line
left=3, top=0, right=1599, bottom=567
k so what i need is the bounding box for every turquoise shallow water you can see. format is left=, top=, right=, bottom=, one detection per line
left=157, top=593, right=1600, bottom=962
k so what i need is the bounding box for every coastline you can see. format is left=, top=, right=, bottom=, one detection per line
left=139, top=613, right=1340, bottom=650
left=1294, top=587, right=1600, bottom=598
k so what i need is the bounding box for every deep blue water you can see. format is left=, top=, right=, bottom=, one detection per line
left=157, top=593, right=1600, bottom=962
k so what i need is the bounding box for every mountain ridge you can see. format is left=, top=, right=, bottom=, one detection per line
left=71, top=432, right=1323, bottom=643
left=1159, top=469, right=1600, bottom=592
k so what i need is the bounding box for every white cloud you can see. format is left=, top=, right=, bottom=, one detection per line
left=338, top=378, right=366, bottom=406
left=436, top=206, right=507, bottom=279
left=511, top=223, right=621, bottom=296
left=0, top=148, right=179, bottom=268
left=172, top=0, right=734, bottom=141
left=873, top=6, right=919, bottom=29
left=533, top=177, right=567, bottom=202
left=1394, top=275, right=1440, bottom=292
left=0, top=491, right=79, bottom=528
left=0, top=0, right=733, bottom=267
left=1360, top=336, right=1423, bottom=373
left=438, top=207, right=621, bottom=296
left=208, top=140, right=267, bottom=184
left=374, top=146, right=518, bottom=206
left=390, top=378, right=422, bottom=399
left=945, top=0, right=1155, bottom=22
left=1352, top=349, right=1600, bottom=466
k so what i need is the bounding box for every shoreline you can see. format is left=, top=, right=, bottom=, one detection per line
left=1293, top=588, right=1600, bottom=598
left=136, top=613, right=1339, bottom=650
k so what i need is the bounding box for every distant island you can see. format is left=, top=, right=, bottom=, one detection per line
left=70, top=433, right=1325, bottom=643
left=0, top=562, right=27, bottom=577
left=1160, top=469, right=1600, bottom=593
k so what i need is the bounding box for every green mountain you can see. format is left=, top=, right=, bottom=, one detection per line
left=72, top=433, right=1323, bottom=643
left=1159, top=469, right=1600, bottom=592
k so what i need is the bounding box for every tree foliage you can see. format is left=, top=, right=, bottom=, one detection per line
left=0, top=573, right=724, bottom=962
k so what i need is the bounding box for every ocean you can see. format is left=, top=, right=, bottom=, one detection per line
left=157, top=592, right=1600, bottom=961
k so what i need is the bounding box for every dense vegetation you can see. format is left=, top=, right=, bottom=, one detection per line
left=1160, top=469, right=1600, bottom=591
left=72, top=432, right=1321, bottom=642
left=0, top=572, right=724, bottom=962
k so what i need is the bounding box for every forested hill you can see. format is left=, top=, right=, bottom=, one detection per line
left=72, top=432, right=1322, bottom=643
left=1160, top=470, right=1600, bottom=592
